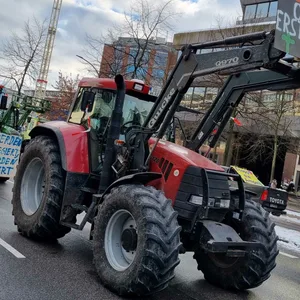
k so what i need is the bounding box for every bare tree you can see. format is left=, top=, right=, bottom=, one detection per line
left=79, top=0, right=178, bottom=83
left=0, top=17, right=46, bottom=95
left=44, top=72, right=80, bottom=121
left=82, top=32, right=127, bottom=78
left=236, top=90, right=299, bottom=182
left=197, top=17, right=276, bottom=166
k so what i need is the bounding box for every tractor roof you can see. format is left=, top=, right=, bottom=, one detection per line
left=78, top=77, right=151, bottom=95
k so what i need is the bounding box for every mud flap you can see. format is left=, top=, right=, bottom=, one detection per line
left=199, top=220, right=262, bottom=257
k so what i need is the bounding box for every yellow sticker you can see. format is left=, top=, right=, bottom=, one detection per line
left=231, top=166, right=264, bottom=186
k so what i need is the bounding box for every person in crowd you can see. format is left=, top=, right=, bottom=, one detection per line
left=270, top=179, right=277, bottom=189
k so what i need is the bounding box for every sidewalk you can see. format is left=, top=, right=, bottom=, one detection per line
left=287, top=194, right=300, bottom=212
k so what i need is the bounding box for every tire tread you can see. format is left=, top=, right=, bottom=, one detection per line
left=194, top=199, right=278, bottom=290
left=12, top=136, right=70, bottom=240
left=93, top=184, right=181, bottom=296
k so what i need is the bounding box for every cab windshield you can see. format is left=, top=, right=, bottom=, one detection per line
left=69, top=88, right=154, bottom=129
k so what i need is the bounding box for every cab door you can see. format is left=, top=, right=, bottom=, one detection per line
left=88, top=90, right=116, bottom=173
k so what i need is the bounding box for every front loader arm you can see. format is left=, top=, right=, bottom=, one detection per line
left=142, top=31, right=284, bottom=140
left=188, top=64, right=300, bottom=151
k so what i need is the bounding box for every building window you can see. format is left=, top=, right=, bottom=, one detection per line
left=135, top=67, right=148, bottom=80
left=181, top=86, right=221, bottom=110
left=182, top=87, right=194, bottom=108
left=205, top=87, right=218, bottom=103
left=245, top=4, right=257, bottom=20
left=192, top=87, right=206, bottom=109
left=154, top=51, right=168, bottom=68
left=127, top=48, right=150, bottom=67
left=256, top=2, right=269, bottom=18
left=244, top=1, right=278, bottom=21
left=268, top=1, right=278, bottom=17
left=126, top=65, right=148, bottom=80
left=193, top=87, right=206, bottom=96
left=152, top=68, right=165, bottom=79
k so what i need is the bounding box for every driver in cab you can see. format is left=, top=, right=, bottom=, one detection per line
left=90, top=92, right=114, bottom=131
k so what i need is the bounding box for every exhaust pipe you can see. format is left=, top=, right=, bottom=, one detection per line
left=98, top=74, right=125, bottom=193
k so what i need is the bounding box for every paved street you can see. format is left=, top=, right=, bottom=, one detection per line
left=1, top=181, right=300, bottom=300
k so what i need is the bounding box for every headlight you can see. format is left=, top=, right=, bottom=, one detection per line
left=189, top=195, right=203, bottom=205
left=189, top=196, right=215, bottom=207
left=189, top=195, right=229, bottom=208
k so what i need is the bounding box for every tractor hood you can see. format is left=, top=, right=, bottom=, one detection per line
left=148, top=138, right=224, bottom=172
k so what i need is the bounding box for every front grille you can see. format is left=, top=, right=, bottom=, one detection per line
left=174, top=166, right=231, bottom=221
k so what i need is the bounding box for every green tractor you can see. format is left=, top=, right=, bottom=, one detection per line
left=0, top=86, right=51, bottom=183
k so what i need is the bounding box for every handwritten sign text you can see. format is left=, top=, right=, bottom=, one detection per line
left=0, top=133, right=22, bottom=178
left=275, top=0, right=300, bottom=57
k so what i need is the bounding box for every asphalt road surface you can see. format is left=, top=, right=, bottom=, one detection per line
left=1, top=181, right=300, bottom=300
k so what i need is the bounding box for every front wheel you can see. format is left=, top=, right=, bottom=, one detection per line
left=92, top=185, right=181, bottom=296
left=194, top=200, right=279, bottom=290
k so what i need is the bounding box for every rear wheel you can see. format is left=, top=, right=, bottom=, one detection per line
left=93, top=184, right=181, bottom=296
left=12, top=135, right=70, bottom=240
left=193, top=200, right=278, bottom=290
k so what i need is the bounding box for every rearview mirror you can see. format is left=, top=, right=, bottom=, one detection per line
left=81, top=91, right=95, bottom=112
left=0, top=95, right=8, bottom=110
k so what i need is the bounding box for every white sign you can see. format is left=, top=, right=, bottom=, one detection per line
left=275, top=0, right=300, bottom=57
left=0, top=133, right=22, bottom=178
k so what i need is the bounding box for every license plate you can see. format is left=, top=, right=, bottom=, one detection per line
left=270, top=204, right=278, bottom=208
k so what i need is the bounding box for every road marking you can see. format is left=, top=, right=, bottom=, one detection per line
left=280, top=251, right=298, bottom=259
left=7, top=180, right=14, bottom=184
left=0, top=237, right=25, bottom=258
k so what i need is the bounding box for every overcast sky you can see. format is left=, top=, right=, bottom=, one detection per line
left=0, top=0, right=242, bottom=90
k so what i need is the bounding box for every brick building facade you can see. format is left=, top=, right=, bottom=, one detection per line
left=99, top=37, right=177, bottom=94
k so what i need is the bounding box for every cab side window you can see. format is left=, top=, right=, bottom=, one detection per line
left=69, top=88, right=84, bottom=124
left=90, top=91, right=115, bottom=132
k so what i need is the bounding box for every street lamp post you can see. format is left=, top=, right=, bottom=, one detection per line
left=76, top=55, right=100, bottom=78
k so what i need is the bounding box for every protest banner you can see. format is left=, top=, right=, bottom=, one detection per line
left=275, top=0, right=300, bottom=58
left=0, top=133, right=22, bottom=178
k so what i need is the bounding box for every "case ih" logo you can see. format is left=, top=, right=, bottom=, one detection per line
left=148, top=88, right=175, bottom=128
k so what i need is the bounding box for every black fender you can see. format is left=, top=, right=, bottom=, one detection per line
left=244, top=189, right=257, bottom=197
left=89, top=172, right=162, bottom=240
left=100, top=172, right=162, bottom=203
left=244, top=189, right=257, bottom=199
left=29, top=124, right=67, bottom=170
left=230, top=187, right=257, bottom=200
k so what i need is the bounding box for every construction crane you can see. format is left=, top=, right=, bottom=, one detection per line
left=34, top=0, right=62, bottom=99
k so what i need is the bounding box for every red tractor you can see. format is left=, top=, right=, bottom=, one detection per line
left=12, top=30, right=299, bottom=296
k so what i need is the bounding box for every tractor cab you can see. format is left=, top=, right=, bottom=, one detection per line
left=68, top=78, right=154, bottom=135
left=67, top=78, right=174, bottom=174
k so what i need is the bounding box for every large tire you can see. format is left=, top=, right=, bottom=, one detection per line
left=193, top=200, right=278, bottom=290
left=93, top=184, right=181, bottom=296
left=12, top=135, right=70, bottom=240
